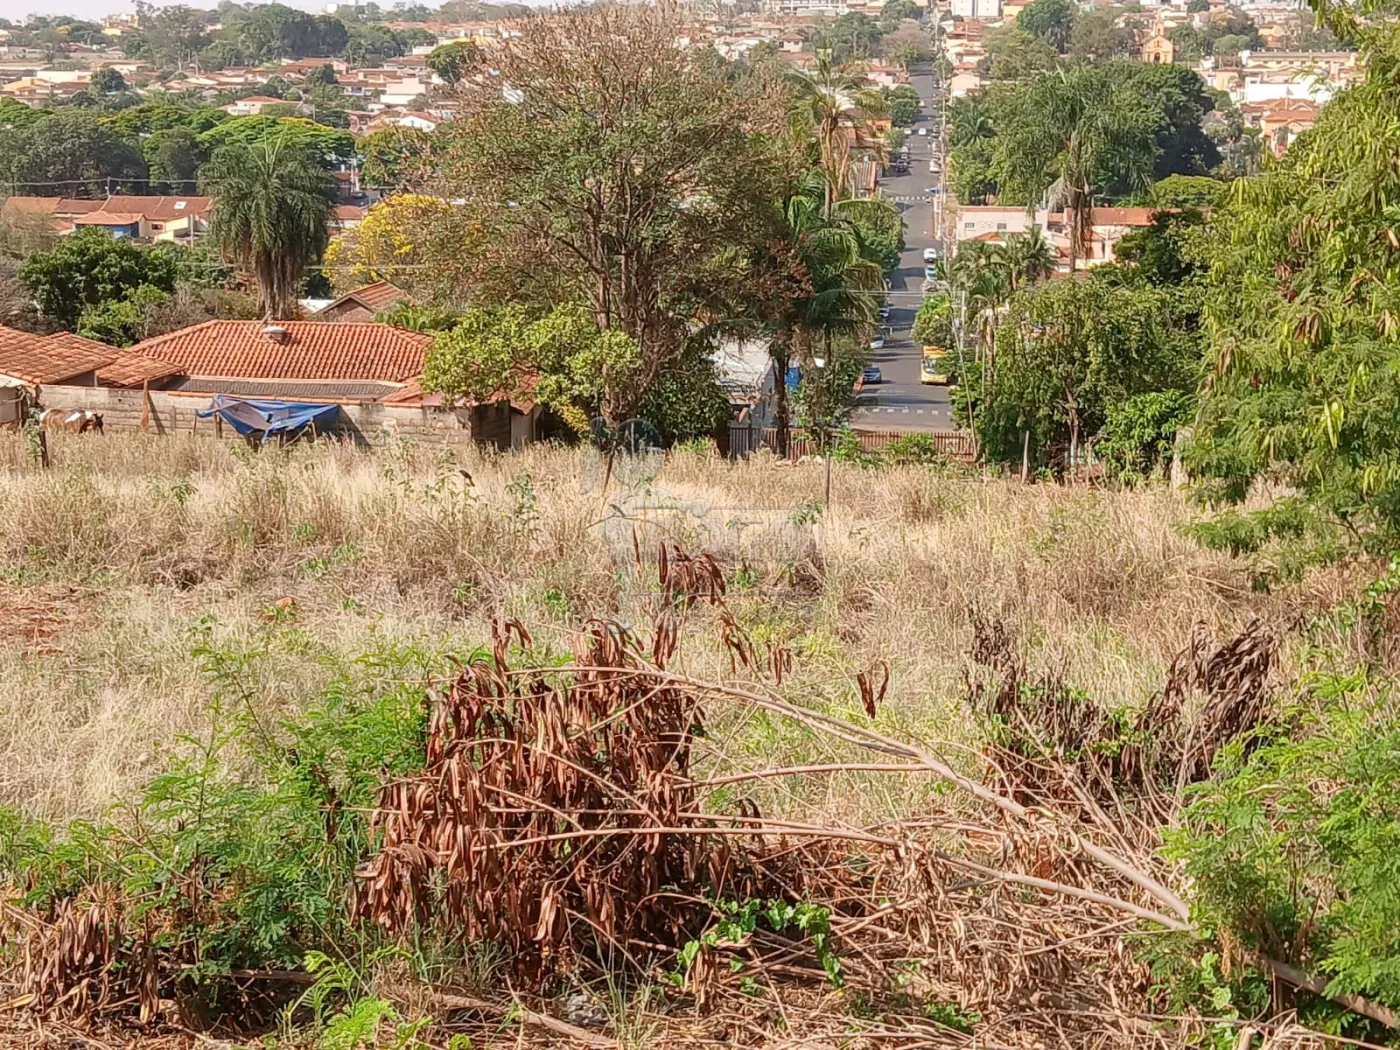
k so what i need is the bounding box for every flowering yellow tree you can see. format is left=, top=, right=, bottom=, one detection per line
left=322, top=193, right=479, bottom=302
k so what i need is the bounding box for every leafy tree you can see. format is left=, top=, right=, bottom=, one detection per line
left=761, top=180, right=887, bottom=453
left=425, top=40, right=482, bottom=84
left=1017, top=0, right=1078, bottom=53
left=808, top=12, right=884, bottom=63
left=880, top=24, right=930, bottom=69
left=146, top=126, right=204, bottom=193
left=1068, top=9, right=1135, bottom=62
left=322, top=193, right=478, bottom=302
left=912, top=294, right=953, bottom=346
left=972, top=273, right=1199, bottom=464
left=92, top=67, right=127, bottom=94
left=980, top=25, right=1060, bottom=80
left=201, top=134, right=333, bottom=319
left=198, top=115, right=354, bottom=166
left=1149, top=173, right=1224, bottom=208
left=431, top=4, right=789, bottom=423
left=1187, top=13, right=1400, bottom=562
left=878, top=0, right=921, bottom=27
left=1186, top=0, right=1208, bottom=12
left=0, top=109, right=147, bottom=197
left=358, top=127, right=437, bottom=191
left=1096, top=388, right=1194, bottom=479
left=1113, top=207, right=1207, bottom=287
left=77, top=283, right=173, bottom=347
left=18, top=229, right=180, bottom=329
left=881, top=83, right=922, bottom=126
left=425, top=303, right=648, bottom=435
left=993, top=67, right=1156, bottom=266
left=102, top=102, right=227, bottom=138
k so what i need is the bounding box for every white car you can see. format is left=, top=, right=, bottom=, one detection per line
left=923, top=248, right=939, bottom=263
left=917, top=127, right=928, bottom=136
left=869, top=336, right=886, bottom=350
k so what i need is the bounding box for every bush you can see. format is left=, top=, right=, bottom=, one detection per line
left=1097, top=389, right=1194, bottom=482
left=0, top=633, right=437, bottom=1019
left=1166, top=671, right=1400, bottom=1013
left=884, top=432, right=947, bottom=467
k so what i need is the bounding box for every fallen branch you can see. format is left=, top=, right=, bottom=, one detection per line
left=429, top=987, right=617, bottom=1048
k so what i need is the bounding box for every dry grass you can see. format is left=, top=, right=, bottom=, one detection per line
left=0, top=432, right=1320, bottom=824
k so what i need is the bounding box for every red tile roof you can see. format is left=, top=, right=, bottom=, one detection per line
left=124, top=320, right=432, bottom=383
left=326, top=281, right=409, bottom=314
left=0, top=326, right=115, bottom=385
left=73, top=212, right=146, bottom=226
left=96, top=352, right=184, bottom=388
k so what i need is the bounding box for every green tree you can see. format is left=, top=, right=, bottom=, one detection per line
left=0, top=109, right=146, bottom=197
left=358, top=126, right=436, bottom=191
left=763, top=180, right=887, bottom=453
left=92, top=67, right=127, bottom=93
left=993, top=67, right=1158, bottom=267
left=425, top=40, right=482, bottom=84
left=1068, top=9, right=1135, bottom=62
left=1149, top=173, right=1224, bottom=208
left=18, top=229, right=180, bottom=329
left=1187, top=11, right=1400, bottom=562
left=145, top=126, right=204, bottom=193
left=430, top=4, right=788, bottom=423
left=201, top=134, right=333, bottom=319
left=1017, top=0, right=1078, bottom=53
left=197, top=115, right=354, bottom=166
left=974, top=274, right=1199, bottom=464
left=881, top=83, right=922, bottom=126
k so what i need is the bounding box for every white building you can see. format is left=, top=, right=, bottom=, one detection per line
left=951, top=0, right=1002, bottom=19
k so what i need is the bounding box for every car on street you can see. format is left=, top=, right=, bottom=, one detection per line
left=862, top=366, right=882, bottom=384
left=878, top=302, right=891, bottom=321
left=922, top=247, right=939, bottom=263
left=926, top=186, right=944, bottom=195
left=924, top=264, right=939, bottom=280
left=869, top=335, right=886, bottom=350
left=916, top=127, right=927, bottom=136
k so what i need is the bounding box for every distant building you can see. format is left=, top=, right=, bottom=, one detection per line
left=1142, top=32, right=1175, bottom=63
left=951, top=0, right=1001, bottom=19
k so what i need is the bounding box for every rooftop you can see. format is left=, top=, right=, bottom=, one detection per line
left=0, top=326, right=114, bottom=385
left=124, top=320, right=433, bottom=385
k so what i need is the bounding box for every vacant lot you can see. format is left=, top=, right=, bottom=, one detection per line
left=0, top=432, right=1321, bottom=823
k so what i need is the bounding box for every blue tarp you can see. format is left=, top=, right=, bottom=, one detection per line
left=196, top=395, right=340, bottom=437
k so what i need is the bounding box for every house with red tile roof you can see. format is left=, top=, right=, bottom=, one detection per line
left=315, top=282, right=411, bottom=323
left=0, top=326, right=115, bottom=426
left=70, top=320, right=541, bottom=449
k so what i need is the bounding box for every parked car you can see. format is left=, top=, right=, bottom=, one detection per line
left=917, top=127, right=928, bottom=136
left=878, top=302, right=891, bottom=321
left=922, top=247, right=939, bottom=263
left=869, top=335, right=886, bottom=350
left=862, top=366, right=883, bottom=384
left=924, top=264, right=939, bottom=280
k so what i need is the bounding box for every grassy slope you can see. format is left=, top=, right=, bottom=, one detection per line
left=0, top=433, right=1332, bottom=824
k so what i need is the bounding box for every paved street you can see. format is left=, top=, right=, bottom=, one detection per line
left=851, top=66, right=955, bottom=433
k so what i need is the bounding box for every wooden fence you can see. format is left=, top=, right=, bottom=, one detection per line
left=727, top=424, right=975, bottom=462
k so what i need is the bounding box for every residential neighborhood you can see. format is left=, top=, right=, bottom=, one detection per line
left=6, top=2, right=1400, bottom=1049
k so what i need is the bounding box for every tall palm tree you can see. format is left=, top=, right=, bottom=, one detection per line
left=767, top=177, right=885, bottom=453
left=786, top=49, right=889, bottom=216
left=202, top=133, right=334, bottom=319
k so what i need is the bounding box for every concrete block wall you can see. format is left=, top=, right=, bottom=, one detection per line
left=36, top=385, right=480, bottom=450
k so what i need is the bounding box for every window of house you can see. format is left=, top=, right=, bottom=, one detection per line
left=996, top=223, right=1007, bottom=231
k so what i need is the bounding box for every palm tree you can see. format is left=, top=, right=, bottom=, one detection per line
left=786, top=49, right=889, bottom=216
left=202, top=133, right=334, bottom=319
left=767, top=178, right=885, bottom=454
left=1000, top=227, right=1057, bottom=292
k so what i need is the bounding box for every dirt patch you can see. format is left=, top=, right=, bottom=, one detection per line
left=0, top=585, right=97, bottom=655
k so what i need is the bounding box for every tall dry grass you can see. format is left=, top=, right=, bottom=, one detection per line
left=0, top=432, right=1326, bottom=824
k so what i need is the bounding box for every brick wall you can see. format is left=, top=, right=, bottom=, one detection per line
left=36, top=385, right=481, bottom=449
